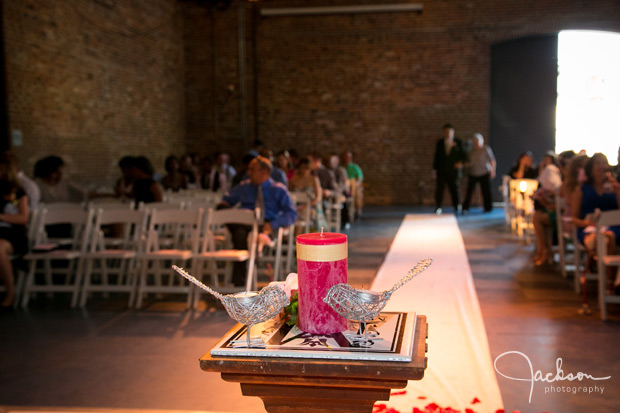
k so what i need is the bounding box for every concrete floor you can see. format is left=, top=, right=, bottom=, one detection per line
left=1, top=206, right=619, bottom=413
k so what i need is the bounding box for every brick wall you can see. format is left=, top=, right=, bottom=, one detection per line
left=3, top=0, right=185, bottom=192
left=3, top=0, right=620, bottom=203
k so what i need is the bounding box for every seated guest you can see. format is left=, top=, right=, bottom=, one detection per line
left=218, top=156, right=296, bottom=286
left=275, top=151, right=293, bottom=184
left=530, top=151, right=570, bottom=265
left=34, top=155, right=87, bottom=204
left=1, top=151, right=40, bottom=211
left=571, top=153, right=620, bottom=291
left=287, top=149, right=300, bottom=179
left=261, top=149, right=287, bottom=186
left=509, top=152, right=538, bottom=179
left=308, top=153, right=337, bottom=201
left=129, top=156, right=163, bottom=205
left=289, top=158, right=327, bottom=231
left=559, top=153, right=587, bottom=234
left=0, top=160, right=29, bottom=308
left=179, top=154, right=200, bottom=189
left=329, top=153, right=350, bottom=229
left=115, top=156, right=135, bottom=201
left=160, top=155, right=188, bottom=192
left=613, top=146, right=620, bottom=182
left=231, top=154, right=256, bottom=188
left=208, top=152, right=237, bottom=192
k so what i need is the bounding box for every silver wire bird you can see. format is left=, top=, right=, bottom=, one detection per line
left=323, top=258, right=433, bottom=343
left=172, top=265, right=289, bottom=348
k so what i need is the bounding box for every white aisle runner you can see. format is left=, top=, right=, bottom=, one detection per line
left=371, top=214, right=504, bottom=412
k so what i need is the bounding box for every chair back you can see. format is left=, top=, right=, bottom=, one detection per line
left=87, top=198, right=135, bottom=211
left=33, top=206, right=92, bottom=250
left=202, top=207, right=258, bottom=253
left=138, top=201, right=185, bottom=211
left=145, top=207, right=203, bottom=253
left=90, top=208, right=147, bottom=252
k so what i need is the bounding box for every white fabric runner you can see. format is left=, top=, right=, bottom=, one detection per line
left=371, top=214, right=504, bottom=412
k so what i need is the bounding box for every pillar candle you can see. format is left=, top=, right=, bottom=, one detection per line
left=296, top=232, right=348, bottom=334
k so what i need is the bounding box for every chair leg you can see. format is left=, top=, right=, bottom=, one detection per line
left=135, top=260, right=147, bottom=309
left=598, top=260, right=607, bottom=321
left=128, top=260, right=139, bottom=308
left=21, top=261, right=37, bottom=308
left=71, top=258, right=84, bottom=308
left=79, top=259, right=94, bottom=307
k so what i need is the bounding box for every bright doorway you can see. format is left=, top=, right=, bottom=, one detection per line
left=556, top=30, right=620, bottom=161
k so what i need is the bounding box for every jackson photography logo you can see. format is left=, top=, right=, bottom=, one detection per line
left=494, top=351, right=612, bottom=403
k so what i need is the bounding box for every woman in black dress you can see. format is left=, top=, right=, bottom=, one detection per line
left=0, top=160, right=29, bottom=308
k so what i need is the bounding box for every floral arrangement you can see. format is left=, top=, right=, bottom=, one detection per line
left=283, top=290, right=299, bottom=327
left=269, top=273, right=299, bottom=327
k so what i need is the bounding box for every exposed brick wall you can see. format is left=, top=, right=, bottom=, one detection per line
left=247, top=0, right=620, bottom=205
left=3, top=0, right=620, bottom=203
left=3, top=0, right=185, bottom=192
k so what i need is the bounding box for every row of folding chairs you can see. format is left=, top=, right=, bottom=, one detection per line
left=14, top=203, right=299, bottom=309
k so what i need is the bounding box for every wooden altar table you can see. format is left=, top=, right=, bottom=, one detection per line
left=200, top=315, right=427, bottom=413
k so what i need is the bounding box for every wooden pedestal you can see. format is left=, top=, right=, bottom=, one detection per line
left=200, top=315, right=427, bottom=412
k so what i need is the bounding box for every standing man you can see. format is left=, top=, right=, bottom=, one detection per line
left=462, top=133, right=496, bottom=214
left=432, top=123, right=466, bottom=214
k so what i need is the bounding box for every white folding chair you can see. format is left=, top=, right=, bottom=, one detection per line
left=501, top=175, right=513, bottom=227
left=79, top=208, right=147, bottom=307
left=260, top=222, right=296, bottom=282
left=551, top=191, right=579, bottom=279
left=596, top=210, right=620, bottom=320
left=192, top=208, right=258, bottom=307
left=21, top=207, right=92, bottom=308
left=135, top=207, right=203, bottom=308
left=324, top=187, right=343, bottom=233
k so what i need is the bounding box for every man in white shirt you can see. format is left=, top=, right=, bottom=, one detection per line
left=2, top=151, right=40, bottom=211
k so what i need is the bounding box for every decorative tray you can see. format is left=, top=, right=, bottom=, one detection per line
left=210, top=311, right=416, bottom=362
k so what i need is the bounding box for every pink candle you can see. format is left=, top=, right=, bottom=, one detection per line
left=296, top=232, right=348, bottom=335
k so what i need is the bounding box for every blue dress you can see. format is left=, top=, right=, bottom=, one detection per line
left=577, top=183, right=620, bottom=245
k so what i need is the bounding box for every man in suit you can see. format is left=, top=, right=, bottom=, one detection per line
left=432, top=123, right=467, bottom=214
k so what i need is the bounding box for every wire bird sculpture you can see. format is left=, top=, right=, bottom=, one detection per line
left=172, top=265, right=289, bottom=348
left=323, top=258, right=433, bottom=344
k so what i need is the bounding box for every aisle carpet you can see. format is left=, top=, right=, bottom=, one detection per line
left=371, top=214, right=504, bottom=412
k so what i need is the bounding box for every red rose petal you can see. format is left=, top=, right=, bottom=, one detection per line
left=417, top=396, right=427, bottom=400
left=373, top=403, right=387, bottom=413
left=425, top=403, right=440, bottom=411
left=494, top=410, right=505, bottom=413
left=471, top=397, right=481, bottom=404
left=412, top=408, right=424, bottom=413
left=390, top=390, right=407, bottom=396
left=465, top=409, right=476, bottom=413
